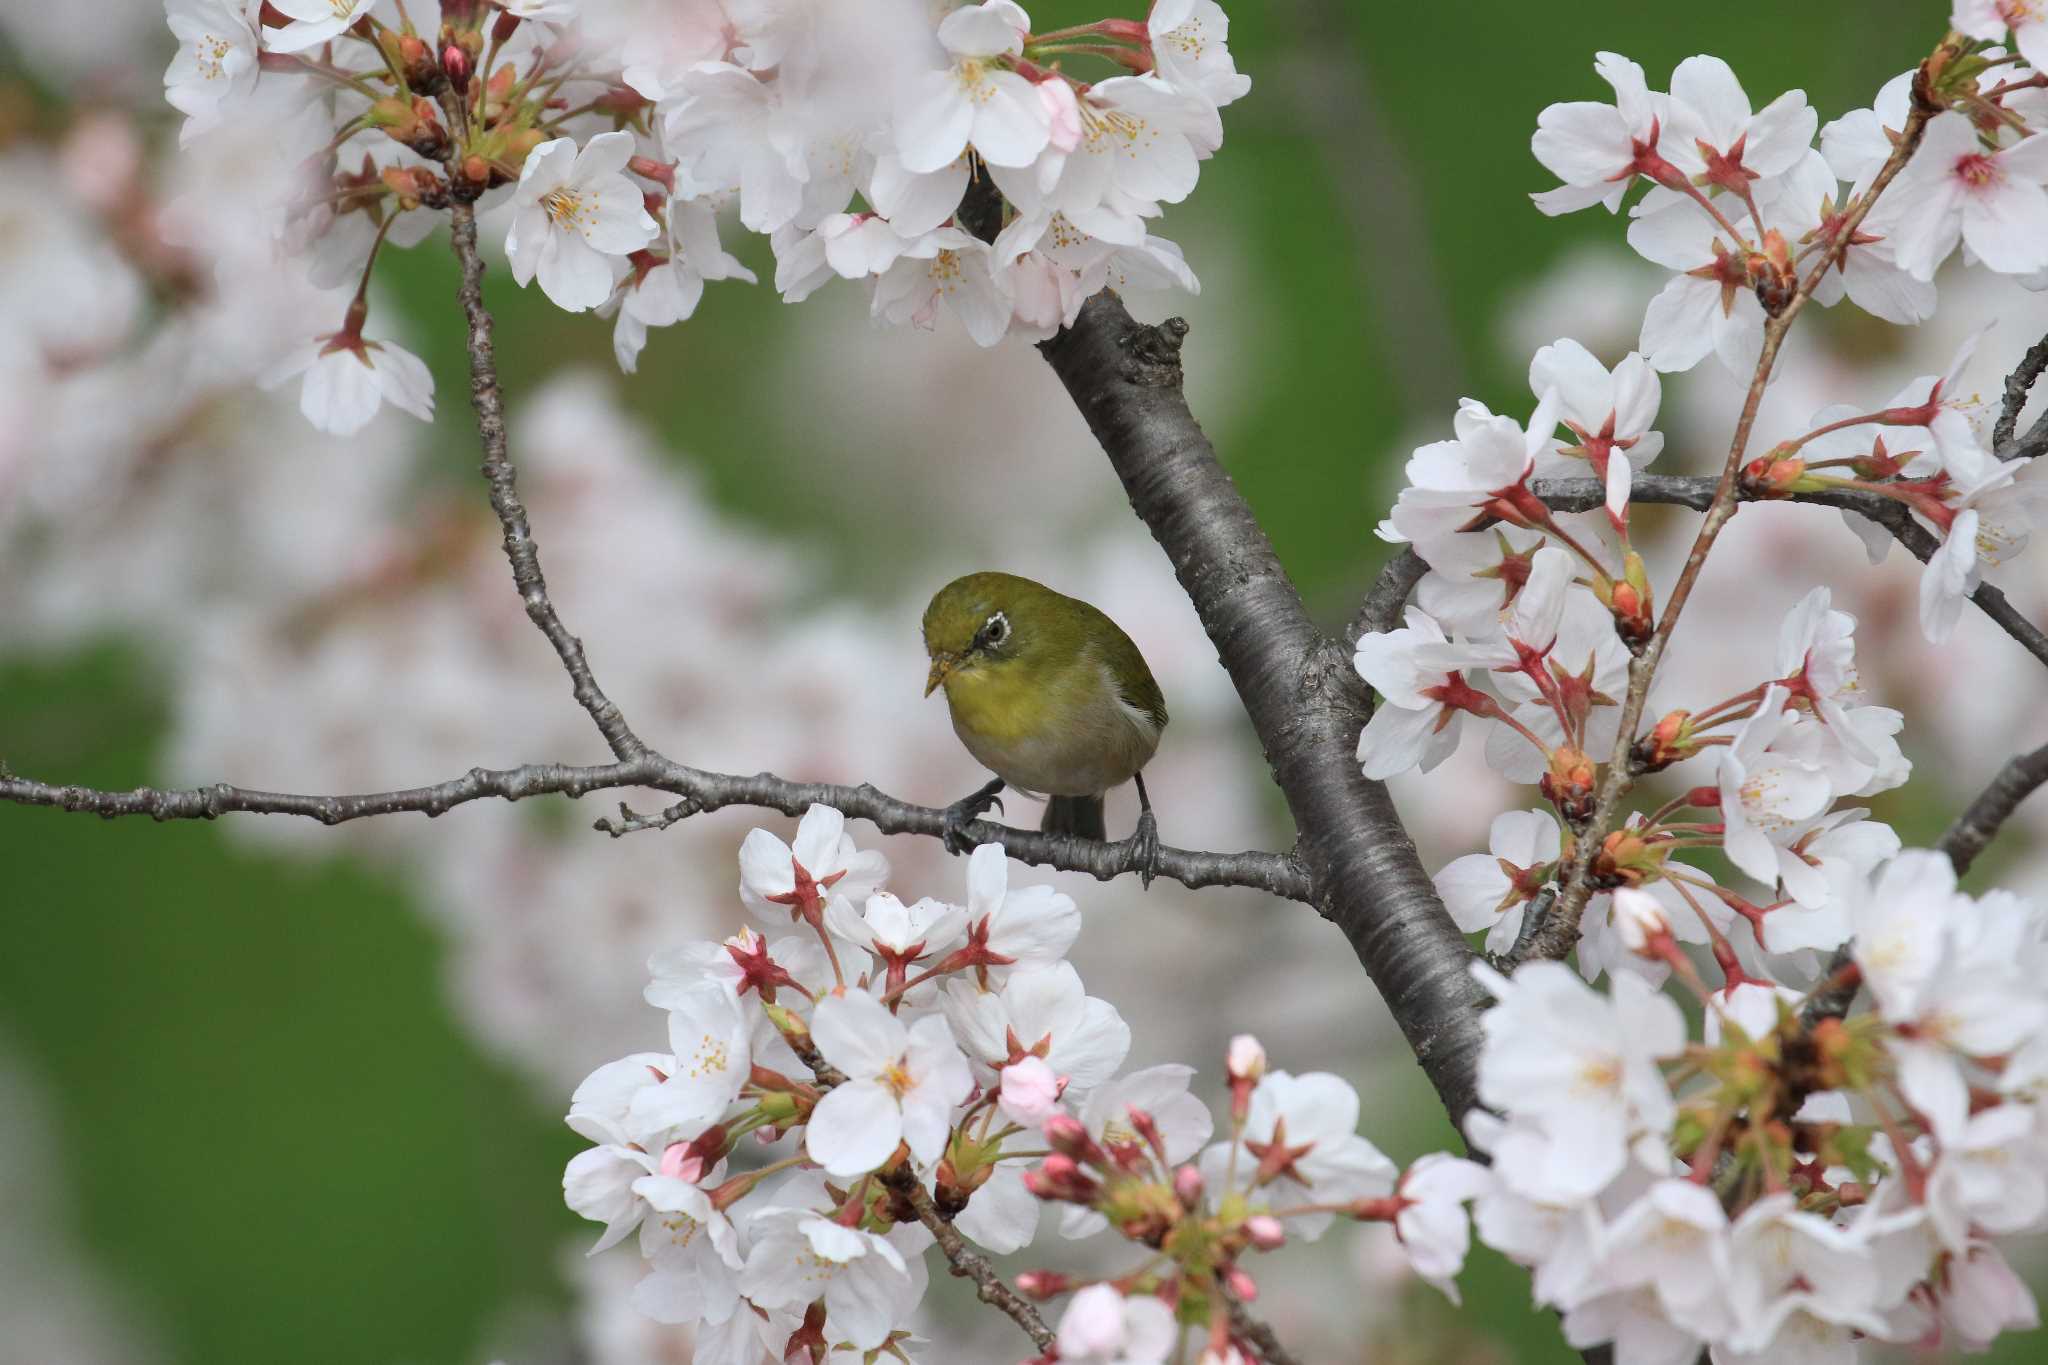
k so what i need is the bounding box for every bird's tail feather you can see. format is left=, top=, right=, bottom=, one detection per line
left=1042, top=795, right=1107, bottom=841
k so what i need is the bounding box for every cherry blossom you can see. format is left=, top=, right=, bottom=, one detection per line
left=1470, top=961, right=1684, bottom=1199
left=895, top=0, right=1049, bottom=174
left=1352, top=607, right=1497, bottom=779
left=1531, top=52, right=1678, bottom=215
left=1054, top=1284, right=1177, bottom=1365
left=805, top=987, right=973, bottom=1176
left=1433, top=808, right=1560, bottom=955
left=1198, top=1070, right=1398, bottom=1240
left=1892, top=112, right=2048, bottom=280
left=1392, top=1155, right=1492, bottom=1301
left=1715, top=685, right=1834, bottom=893
left=1529, top=338, right=1663, bottom=519
left=739, top=1198, right=925, bottom=1351
left=162, top=0, right=258, bottom=145
left=738, top=803, right=890, bottom=928
left=1148, top=0, right=1251, bottom=147
left=943, top=962, right=1131, bottom=1100
left=1954, top=3, right=2048, bottom=89
left=261, top=328, right=434, bottom=437
left=262, top=0, right=376, bottom=54
left=629, top=983, right=753, bottom=1138
left=506, top=134, right=661, bottom=313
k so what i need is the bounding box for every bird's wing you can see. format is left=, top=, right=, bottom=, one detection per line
left=1086, top=612, right=1168, bottom=736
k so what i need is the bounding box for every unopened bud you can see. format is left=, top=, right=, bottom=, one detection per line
left=1043, top=1113, right=1104, bottom=1166
left=1686, top=784, right=1721, bottom=808
left=1173, top=1164, right=1204, bottom=1209
left=1612, top=885, right=1673, bottom=956
left=1741, top=447, right=1810, bottom=499
left=1226, top=1034, right=1266, bottom=1083
left=1632, top=710, right=1695, bottom=773
left=442, top=42, right=471, bottom=93
left=1224, top=1267, right=1260, bottom=1303
left=1023, top=1153, right=1101, bottom=1205
left=1541, top=745, right=1597, bottom=825
left=1245, top=1214, right=1285, bottom=1250
left=1015, top=1270, right=1072, bottom=1301
left=1127, top=1105, right=1166, bottom=1161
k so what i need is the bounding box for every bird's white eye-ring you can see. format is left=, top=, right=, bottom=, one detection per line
left=982, top=611, right=1010, bottom=648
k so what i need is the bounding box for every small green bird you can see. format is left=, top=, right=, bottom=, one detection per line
left=922, top=571, right=1168, bottom=882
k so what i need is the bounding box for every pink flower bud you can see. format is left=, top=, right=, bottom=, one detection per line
left=1245, top=1215, right=1285, bottom=1250
left=1042, top=1113, right=1104, bottom=1166
left=1226, top=1034, right=1266, bottom=1082
left=998, top=1056, right=1063, bottom=1129
left=1225, top=1267, right=1259, bottom=1303
left=1038, top=78, right=1081, bottom=154
left=1024, top=1153, right=1101, bottom=1204
left=442, top=43, right=470, bottom=93
left=1173, top=1164, right=1204, bottom=1208
left=1015, top=1270, right=1071, bottom=1301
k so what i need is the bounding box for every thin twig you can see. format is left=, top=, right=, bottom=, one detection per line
left=888, top=1172, right=1055, bottom=1354
left=1995, top=328, right=2048, bottom=458
left=1531, top=474, right=2048, bottom=671
left=784, top=1033, right=1056, bottom=1352
left=1225, top=1290, right=1305, bottom=1365
left=1939, top=741, right=2048, bottom=875
left=1526, top=82, right=1940, bottom=964
left=446, top=200, right=646, bottom=761
left=0, top=760, right=1310, bottom=900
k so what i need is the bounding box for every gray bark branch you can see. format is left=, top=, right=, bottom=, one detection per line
left=1039, top=293, right=1491, bottom=1126
left=0, top=759, right=1307, bottom=899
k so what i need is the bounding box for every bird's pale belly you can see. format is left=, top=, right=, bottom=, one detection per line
left=952, top=695, right=1158, bottom=797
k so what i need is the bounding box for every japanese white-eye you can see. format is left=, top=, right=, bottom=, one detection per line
left=922, top=571, right=1168, bottom=881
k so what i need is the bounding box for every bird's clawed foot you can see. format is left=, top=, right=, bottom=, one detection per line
left=942, top=776, right=1007, bottom=855
left=1121, top=807, right=1162, bottom=889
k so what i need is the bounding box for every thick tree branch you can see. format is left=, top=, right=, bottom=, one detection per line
left=447, top=201, right=645, bottom=761
left=0, top=760, right=1308, bottom=899
left=1039, top=293, right=1490, bottom=1125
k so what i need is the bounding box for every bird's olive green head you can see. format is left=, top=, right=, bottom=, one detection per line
left=921, top=571, right=1072, bottom=697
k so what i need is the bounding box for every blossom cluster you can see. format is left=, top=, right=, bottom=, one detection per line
left=1353, top=19, right=2048, bottom=1363
left=563, top=807, right=1491, bottom=1362
left=162, top=0, right=1245, bottom=434
left=1532, top=36, right=2048, bottom=378
left=1465, top=856, right=2048, bottom=1364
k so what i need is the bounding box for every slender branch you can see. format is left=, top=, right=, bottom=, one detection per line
left=1522, top=82, right=1938, bottom=964
left=1531, top=475, right=2048, bottom=671
left=1805, top=740, right=2048, bottom=1025
left=1039, top=293, right=1490, bottom=1125
left=783, top=1031, right=1055, bottom=1352
left=0, top=759, right=1309, bottom=900
left=1938, top=740, right=2048, bottom=876
left=1995, top=327, right=2048, bottom=460
left=446, top=200, right=646, bottom=761
left=1225, top=1289, right=1304, bottom=1365
left=1346, top=546, right=1429, bottom=649
left=888, top=1172, right=1055, bottom=1354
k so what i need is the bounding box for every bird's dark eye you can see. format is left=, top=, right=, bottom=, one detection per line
left=979, top=611, right=1010, bottom=650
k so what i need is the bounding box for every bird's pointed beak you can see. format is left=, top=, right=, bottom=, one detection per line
left=924, top=654, right=957, bottom=697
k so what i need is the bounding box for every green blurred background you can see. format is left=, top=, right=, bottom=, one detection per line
left=4, top=1, right=2027, bottom=1362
